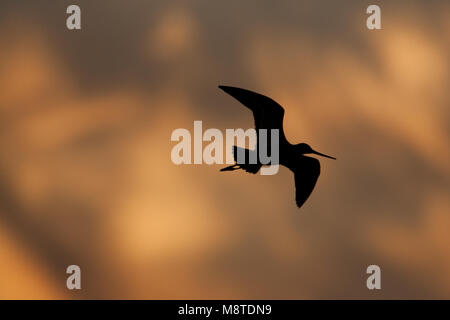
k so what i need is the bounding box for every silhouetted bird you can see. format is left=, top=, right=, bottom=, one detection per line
left=219, top=85, right=336, bottom=208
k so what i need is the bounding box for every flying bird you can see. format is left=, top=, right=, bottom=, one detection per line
left=219, top=85, right=335, bottom=208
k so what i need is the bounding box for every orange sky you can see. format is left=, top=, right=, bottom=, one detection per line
left=0, top=0, right=449, bottom=299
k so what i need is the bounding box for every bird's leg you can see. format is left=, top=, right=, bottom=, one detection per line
left=220, top=164, right=240, bottom=172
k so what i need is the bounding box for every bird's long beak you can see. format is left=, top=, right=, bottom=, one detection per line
left=312, top=149, right=336, bottom=160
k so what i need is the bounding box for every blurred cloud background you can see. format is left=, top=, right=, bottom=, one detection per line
left=0, top=0, right=448, bottom=299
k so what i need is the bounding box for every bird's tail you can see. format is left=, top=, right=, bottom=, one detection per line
left=219, top=146, right=262, bottom=174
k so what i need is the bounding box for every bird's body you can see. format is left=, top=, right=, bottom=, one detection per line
left=218, top=85, right=335, bottom=208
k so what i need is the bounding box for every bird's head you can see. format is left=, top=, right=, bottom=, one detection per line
left=295, top=143, right=336, bottom=160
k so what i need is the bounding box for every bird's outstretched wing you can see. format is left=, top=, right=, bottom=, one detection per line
left=289, top=156, right=321, bottom=208
left=218, top=85, right=287, bottom=144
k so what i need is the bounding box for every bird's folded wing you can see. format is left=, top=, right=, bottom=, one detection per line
left=291, top=156, right=321, bottom=208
